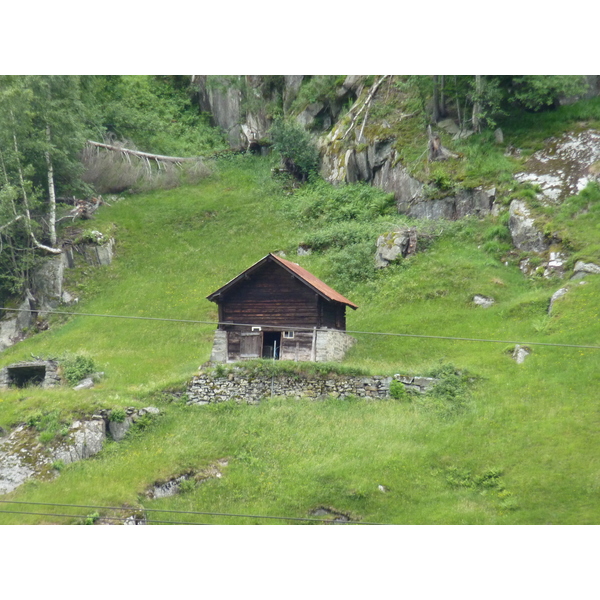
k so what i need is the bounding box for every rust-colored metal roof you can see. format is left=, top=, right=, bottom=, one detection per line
left=207, top=253, right=358, bottom=309
left=269, top=254, right=358, bottom=309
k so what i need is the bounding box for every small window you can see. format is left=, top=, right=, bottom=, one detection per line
left=252, top=326, right=262, bottom=332
left=283, top=331, right=294, bottom=339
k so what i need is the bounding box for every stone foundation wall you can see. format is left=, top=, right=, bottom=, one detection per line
left=314, top=330, right=356, bottom=362
left=186, top=369, right=438, bottom=405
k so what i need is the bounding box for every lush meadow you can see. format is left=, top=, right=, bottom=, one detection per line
left=0, top=155, right=599, bottom=524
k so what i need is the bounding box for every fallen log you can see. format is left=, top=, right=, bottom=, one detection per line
left=86, top=141, right=205, bottom=164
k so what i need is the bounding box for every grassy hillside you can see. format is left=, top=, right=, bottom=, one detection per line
left=0, top=153, right=599, bottom=525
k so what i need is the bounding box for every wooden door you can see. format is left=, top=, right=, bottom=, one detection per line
left=240, top=331, right=263, bottom=359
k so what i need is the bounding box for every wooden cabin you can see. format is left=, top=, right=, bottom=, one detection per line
left=207, top=253, right=358, bottom=363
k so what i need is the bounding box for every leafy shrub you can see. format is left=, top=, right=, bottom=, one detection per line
left=510, top=76, right=589, bottom=111
left=26, top=410, right=66, bottom=444
left=291, top=181, right=396, bottom=224
left=269, top=118, right=319, bottom=181
left=325, top=242, right=378, bottom=290
left=178, top=478, right=197, bottom=494
left=81, top=511, right=100, bottom=525
left=389, top=379, right=407, bottom=400
left=62, top=355, right=96, bottom=385
left=289, top=76, right=343, bottom=113
left=109, top=408, right=126, bottom=423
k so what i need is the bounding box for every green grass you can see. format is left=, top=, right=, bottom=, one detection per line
left=1, top=153, right=599, bottom=525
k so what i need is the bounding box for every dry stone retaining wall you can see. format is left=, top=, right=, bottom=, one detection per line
left=187, top=369, right=438, bottom=405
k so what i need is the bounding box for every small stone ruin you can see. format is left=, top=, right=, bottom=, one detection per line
left=0, top=360, right=61, bottom=390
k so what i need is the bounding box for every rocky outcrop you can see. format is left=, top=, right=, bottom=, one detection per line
left=30, top=256, right=65, bottom=315
left=53, top=418, right=107, bottom=465
left=321, top=130, right=494, bottom=220
left=0, top=407, right=160, bottom=494
left=515, top=129, right=600, bottom=203
left=508, top=200, right=549, bottom=252
left=194, top=75, right=244, bottom=148
left=0, top=294, right=35, bottom=352
left=79, top=237, right=115, bottom=266
left=0, top=425, right=42, bottom=495
left=398, top=187, right=495, bottom=220
left=375, top=228, right=417, bottom=268
left=193, top=75, right=357, bottom=150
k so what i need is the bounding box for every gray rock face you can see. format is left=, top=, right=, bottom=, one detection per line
left=0, top=317, right=19, bottom=353
left=79, top=238, right=115, bottom=266
left=0, top=426, right=39, bottom=494
left=375, top=228, right=417, bottom=268
left=400, top=187, right=494, bottom=220
left=372, top=155, right=424, bottom=204
left=30, top=256, right=64, bottom=314
left=53, top=419, right=106, bottom=465
left=207, top=83, right=243, bottom=148
left=508, top=200, right=549, bottom=252
left=515, top=129, right=600, bottom=203
left=283, top=76, right=304, bottom=110
left=296, top=102, right=327, bottom=129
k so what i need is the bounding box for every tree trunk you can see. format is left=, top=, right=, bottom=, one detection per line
left=433, top=76, right=441, bottom=122
left=440, top=75, right=446, bottom=118
left=472, top=75, right=482, bottom=133
left=11, top=120, right=61, bottom=255
left=45, top=124, right=57, bottom=247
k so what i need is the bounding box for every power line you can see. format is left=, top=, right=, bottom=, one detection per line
left=0, top=500, right=378, bottom=524
left=1, top=306, right=599, bottom=350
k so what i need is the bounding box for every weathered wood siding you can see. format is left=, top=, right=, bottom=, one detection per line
left=280, top=331, right=314, bottom=362
left=219, top=261, right=338, bottom=329
left=320, top=300, right=346, bottom=330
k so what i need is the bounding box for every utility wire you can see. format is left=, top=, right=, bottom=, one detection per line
left=1, top=306, right=599, bottom=350
left=0, top=500, right=377, bottom=524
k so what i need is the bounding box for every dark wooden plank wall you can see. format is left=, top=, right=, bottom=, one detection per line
left=320, top=301, right=346, bottom=330
left=219, top=261, right=340, bottom=328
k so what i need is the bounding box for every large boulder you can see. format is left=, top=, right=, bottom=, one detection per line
left=375, top=228, right=417, bottom=268
left=508, top=200, right=549, bottom=252
left=30, top=255, right=64, bottom=314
